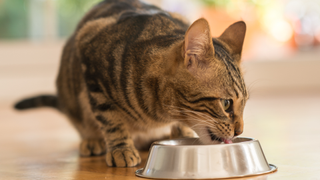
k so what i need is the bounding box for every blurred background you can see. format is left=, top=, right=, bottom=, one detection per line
left=0, top=0, right=319, bottom=105
left=2, top=0, right=320, bottom=54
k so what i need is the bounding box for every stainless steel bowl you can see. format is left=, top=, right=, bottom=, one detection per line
left=136, top=137, right=277, bottom=179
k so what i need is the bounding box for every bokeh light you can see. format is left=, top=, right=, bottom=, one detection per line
left=270, top=20, right=293, bottom=42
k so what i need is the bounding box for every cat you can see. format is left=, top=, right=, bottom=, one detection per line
left=15, top=0, right=248, bottom=167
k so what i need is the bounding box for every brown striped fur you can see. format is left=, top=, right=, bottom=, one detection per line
left=15, top=0, right=248, bottom=167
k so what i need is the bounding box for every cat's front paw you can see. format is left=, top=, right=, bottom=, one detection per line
left=80, top=139, right=106, bottom=156
left=171, top=124, right=196, bottom=139
left=106, top=147, right=141, bottom=167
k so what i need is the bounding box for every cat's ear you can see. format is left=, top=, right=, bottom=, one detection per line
left=184, top=18, right=214, bottom=70
left=218, top=21, right=246, bottom=61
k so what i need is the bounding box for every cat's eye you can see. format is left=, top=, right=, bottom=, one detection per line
left=221, top=99, right=232, bottom=112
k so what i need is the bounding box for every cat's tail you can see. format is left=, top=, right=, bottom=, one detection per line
left=14, top=95, right=59, bottom=110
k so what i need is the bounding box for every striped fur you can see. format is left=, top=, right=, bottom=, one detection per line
left=15, top=0, right=248, bottom=167
left=15, top=95, right=58, bottom=110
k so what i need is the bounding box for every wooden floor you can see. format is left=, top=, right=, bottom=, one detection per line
left=1, top=91, right=320, bottom=180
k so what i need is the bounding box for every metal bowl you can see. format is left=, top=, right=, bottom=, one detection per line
left=135, top=137, right=277, bottom=179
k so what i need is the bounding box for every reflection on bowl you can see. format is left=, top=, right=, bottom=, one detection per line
left=136, top=137, right=277, bottom=179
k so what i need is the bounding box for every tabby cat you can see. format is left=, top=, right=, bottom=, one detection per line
left=15, top=0, right=248, bottom=167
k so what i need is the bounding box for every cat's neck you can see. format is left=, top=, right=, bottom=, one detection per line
left=150, top=39, right=187, bottom=119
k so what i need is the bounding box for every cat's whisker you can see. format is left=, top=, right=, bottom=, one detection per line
left=191, top=138, right=202, bottom=145
left=166, top=111, right=216, bottom=122
left=171, top=117, right=217, bottom=129
left=186, top=117, right=216, bottom=126
left=167, top=106, right=216, bottom=120
left=166, top=106, right=219, bottom=126
left=171, top=115, right=218, bottom=131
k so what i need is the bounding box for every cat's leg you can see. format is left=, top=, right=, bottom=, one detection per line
left=80, top=139, right=106, bottom=156
left=77, top=123, right=106, bottom=157
left=133, top=126, right=172, bottom=151
left=95, top=113, right=141, bottom=167
left=67, top=115, right=106, bottom=156
left=74, top=90, right=107, bottom=157
left=170, top=123, right=196, bottom=139
left=81, top=87, right=140, bottom=166
left=64, top=113, right=106, bottom=156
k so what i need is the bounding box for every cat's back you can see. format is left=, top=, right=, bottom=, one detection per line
left=76, top=0, right=190, bottom=74
left=76, top=0, right=189, bottom=49
left=76, top=0, right=189, bottom=32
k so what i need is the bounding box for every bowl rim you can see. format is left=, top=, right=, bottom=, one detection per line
left=135, top=164, right=278, bottom=179
left=151, top=137, right=256, bottom=147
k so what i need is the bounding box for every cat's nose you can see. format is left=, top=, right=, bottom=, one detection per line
left=234, top=129, right=243, bottom=136
left=234, top=119, right=244, bottom=136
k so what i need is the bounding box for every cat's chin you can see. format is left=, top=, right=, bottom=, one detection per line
left=196, top=127, right=233, bottom=145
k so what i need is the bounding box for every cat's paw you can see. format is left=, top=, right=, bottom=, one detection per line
left=106, top=147, right=141, bottom=167
left=171, top=124, right=196, bottom=139
left=80, top=139, right=106, bottom=156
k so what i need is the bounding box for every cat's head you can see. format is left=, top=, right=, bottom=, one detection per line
left=167, top=18, right=248, bottom=144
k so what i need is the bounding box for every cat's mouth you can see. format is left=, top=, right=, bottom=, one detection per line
left=207, top=127, right=233, bottom=144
